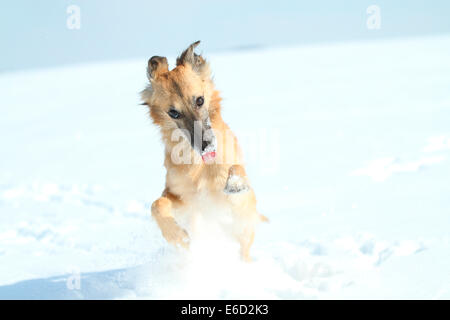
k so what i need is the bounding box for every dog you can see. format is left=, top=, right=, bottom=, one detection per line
left=141, top=41, right=266, bottom=261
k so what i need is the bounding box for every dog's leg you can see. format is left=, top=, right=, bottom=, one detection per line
left=238, top=227, right=255, bottom=262
left=224, top=165, right=260, bottom=261
left=151, top=194, right=189, bottom=249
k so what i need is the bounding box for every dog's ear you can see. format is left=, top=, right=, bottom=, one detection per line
left=147, top=56, right=169, bottom=80
left=176, top=41, right=207, bottom=74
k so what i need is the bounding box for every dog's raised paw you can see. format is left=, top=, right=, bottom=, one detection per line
left=159, top=218, right=190, bottom=249
left=224, top=175, right=250, bottom=194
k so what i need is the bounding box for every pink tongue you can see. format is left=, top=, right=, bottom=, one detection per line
left=202, top=151, right=216, bottom=163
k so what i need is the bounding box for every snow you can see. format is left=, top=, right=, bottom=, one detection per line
left=1, top=35, right=450, bottom=299
left=351, top=156, right=446, bottom=182
left=423, top=135, right=450, bottom=153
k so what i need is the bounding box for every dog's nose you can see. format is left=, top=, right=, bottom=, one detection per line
left=202, top=140, right=209, bottom=152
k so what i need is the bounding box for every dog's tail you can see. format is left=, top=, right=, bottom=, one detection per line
left=259, top=213, right=269, bottom=223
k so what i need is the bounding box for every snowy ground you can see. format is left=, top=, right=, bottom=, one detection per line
left=1, top=35, right=449, bottom=299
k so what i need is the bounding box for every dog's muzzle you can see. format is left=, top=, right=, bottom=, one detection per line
left=192, top=118, right=217, bottom=163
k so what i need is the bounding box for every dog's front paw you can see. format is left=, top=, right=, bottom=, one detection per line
left=224, top=174, right=250, bottom=194
left=159, top=217, right=190, bottom=249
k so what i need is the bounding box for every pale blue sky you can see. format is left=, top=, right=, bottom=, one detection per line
left=1, top=0, right=449, bottom=72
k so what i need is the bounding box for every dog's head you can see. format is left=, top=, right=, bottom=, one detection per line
left=141, top=41, right=219, bottom=161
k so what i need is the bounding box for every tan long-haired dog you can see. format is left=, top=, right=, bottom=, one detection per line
left=141, top=41, right=266, bottom=261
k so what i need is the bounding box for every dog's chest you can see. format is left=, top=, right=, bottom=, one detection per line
left=166, top=165, right=234, bottom=232
left=167, top=164, right=228, bottom=196
left=174, top=189, right=235, bottom=237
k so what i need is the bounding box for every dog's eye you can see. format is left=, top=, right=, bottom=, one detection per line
left=168, top=109, right=181, bottom=119
left=196, top=96, right=204, bottom=107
